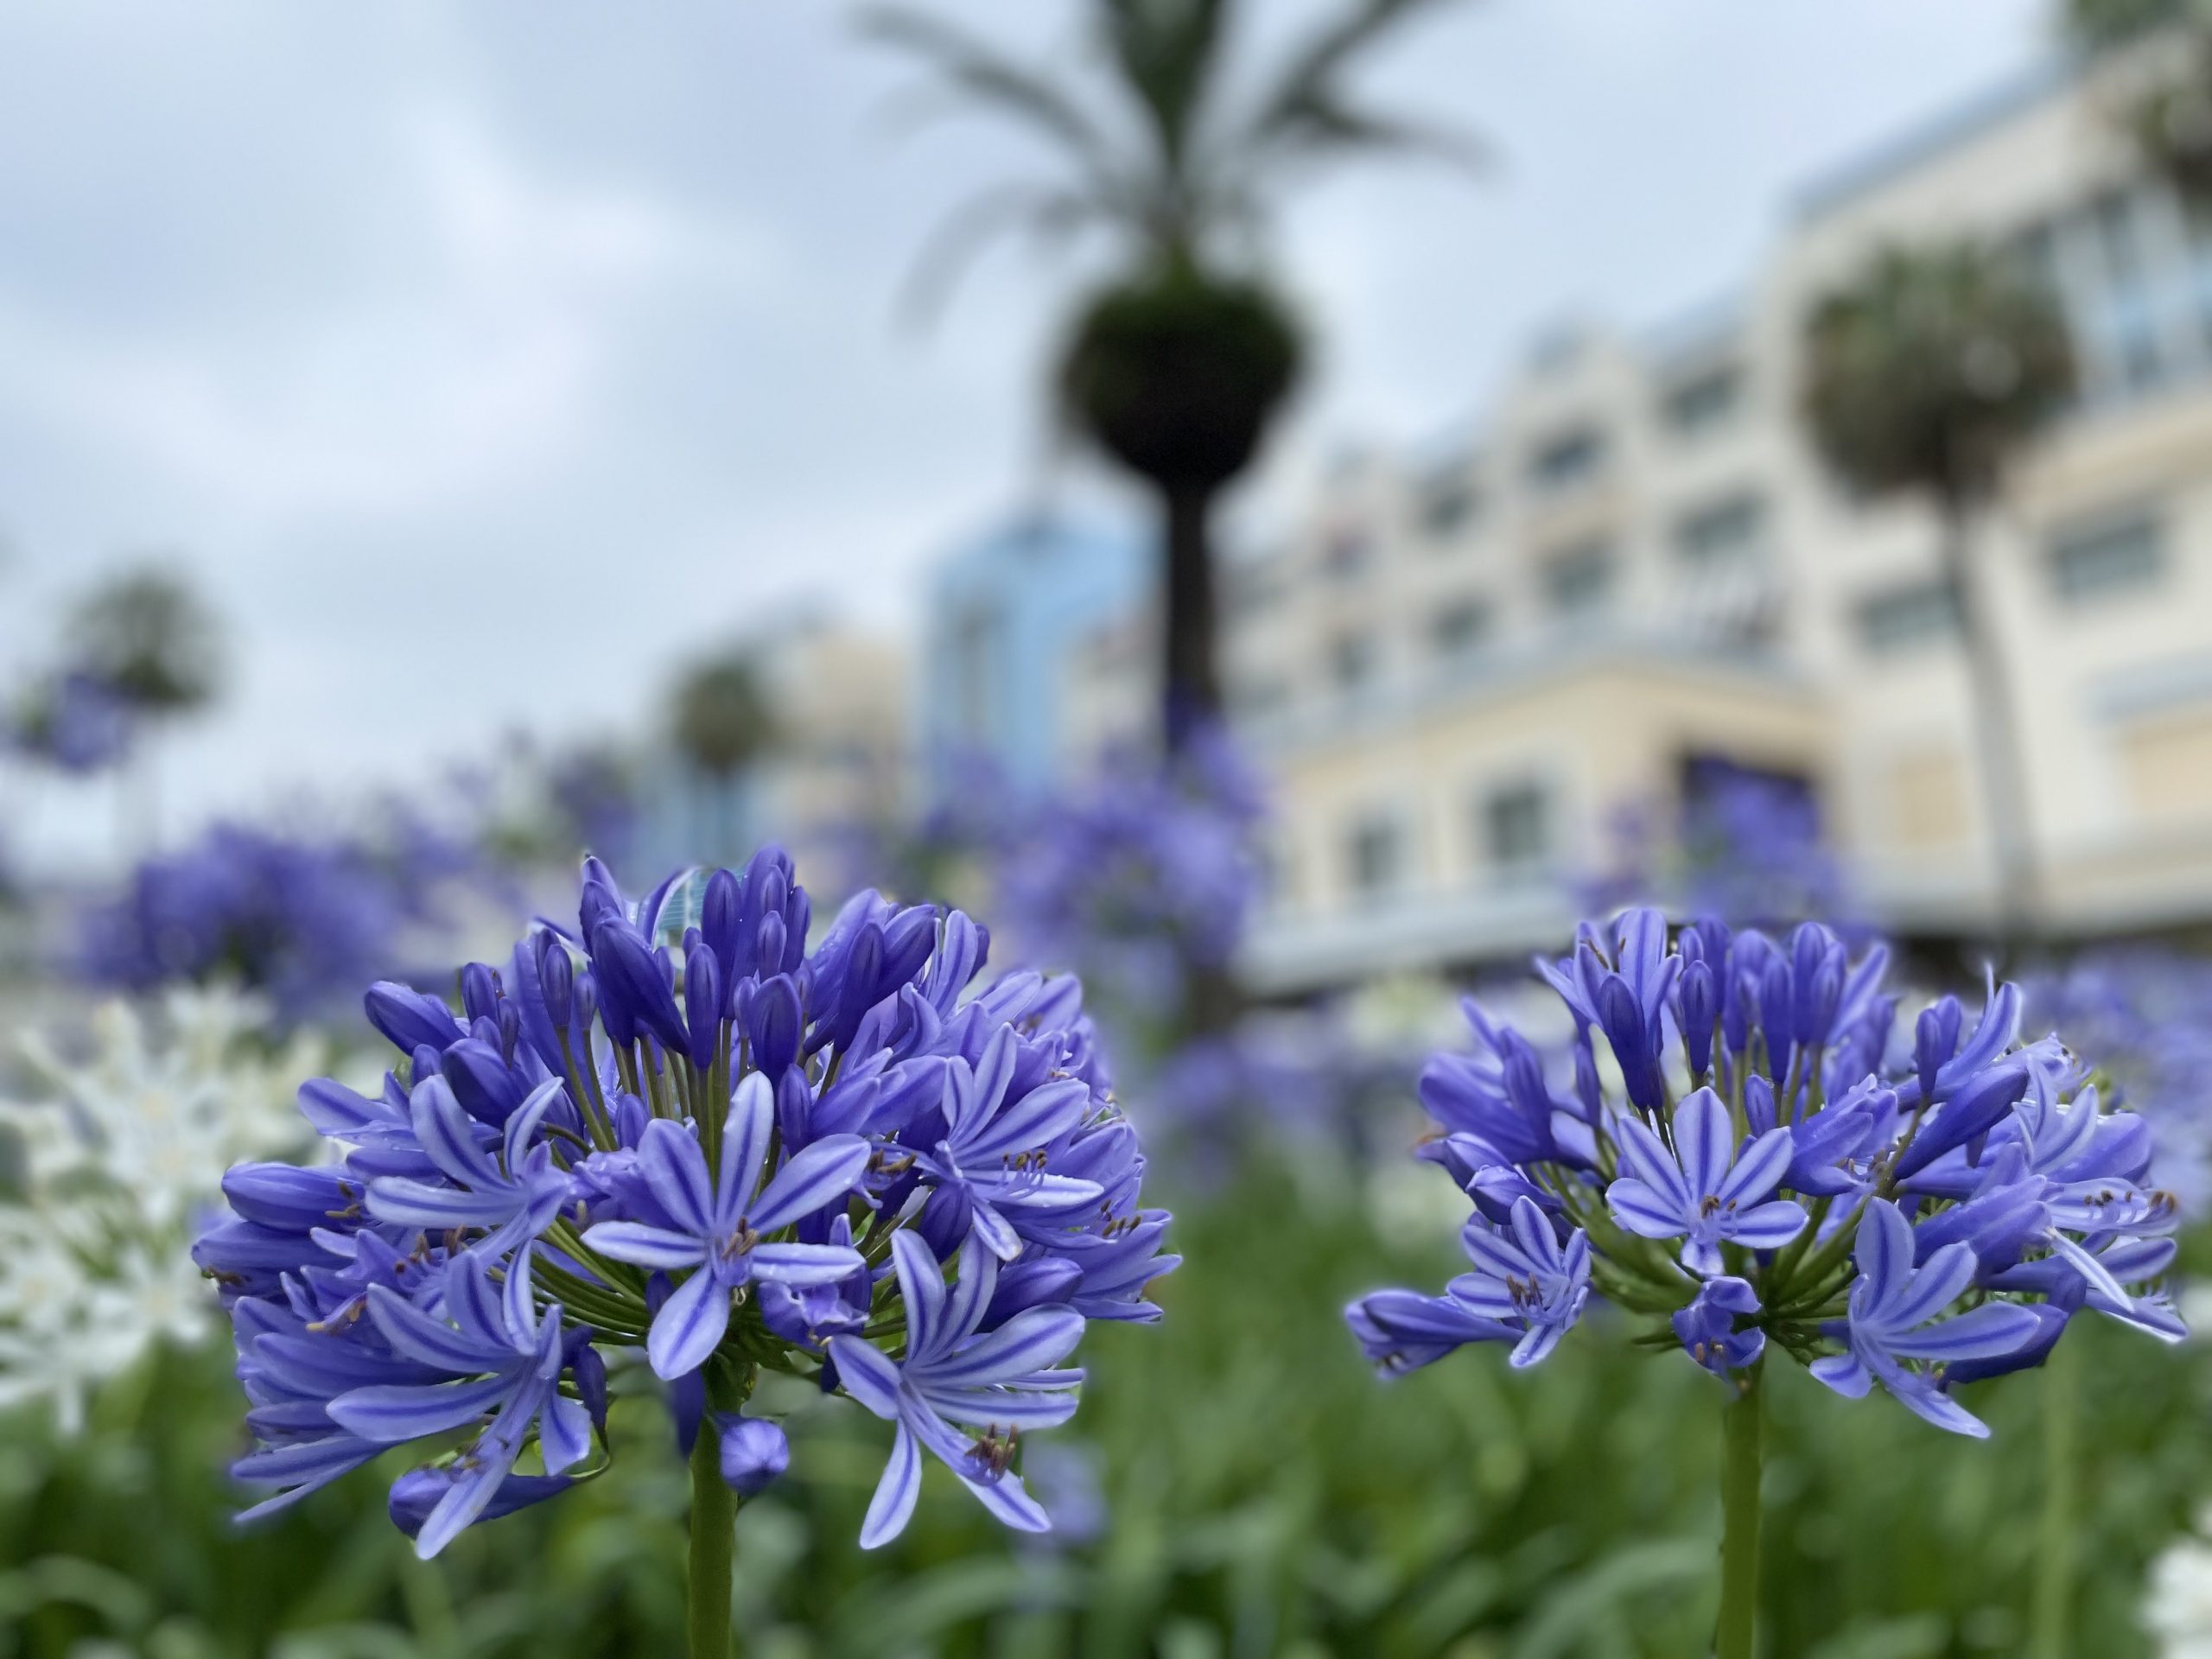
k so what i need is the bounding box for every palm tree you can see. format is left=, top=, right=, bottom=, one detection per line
left=66, top=564, right=225, bottom=853
left=67, top=565, right=223, bottom=720
left=869, top=0, right=1479, bottom=753
left=1801, top=243, right=2075, bottom=944
left=669, top=651, right=777, bottom=863
left=2065, top=0, right=2212, bottom=200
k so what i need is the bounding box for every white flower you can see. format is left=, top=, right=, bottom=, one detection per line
left=2147, top=1513, right=2212, bottom=1656
left=0, top=985, right=321, bottom=1432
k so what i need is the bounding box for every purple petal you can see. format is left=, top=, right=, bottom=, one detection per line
left=645, top=1268, right=729, bottom=1380
left=959, top=1078, right=1090, bottom=1164
left=1808, top=1351, right=1870, bottom=1399
left=1614, top=1114, right=1691, bottom=1209
left=638, top=1120, right=715, bottom=1238
left=1673, top=1090, right=1732, bottom=1198
left=1605, top=1178, right=1688, bottom=1239
left=829, top=1335, right=904, bottom=1419
left=1727, top=1200, right=1808, bottom=1249
left=918, top=1306, right=1084, bottom=1388
left=414, top=1433, right=526, bottom=1558
left=857, top=1421, right=922, bottom=1549
left=1886, top=1241, right=1979, bottom=1332
left=410, top=1075, right=499, bottom=1188
left=1883, top=1300, right=2043, bottom=1362
left=1853, top=1199, right=1915, bottom=1312
left=364, top=1285, right=505, bottom=1373
left=889, top=1230, right=948, bottom=1359
left=718, top=1072, right=777, bottom=1219
left=540, top=1392, right=594, bottom=1475
left=327, top=1375, right=513, bottom=1442
left=581, top=1221, right=706, bottom=1272
left=747, top=1243, right=868, bottom=1286
left=912, top=1383, right=1079, bottom=1429
left=365, top=1178, right=518, bottom=1230
left=1718, top=1126, right=1794, bottom=1208
left=748, top=1135, right=870, bottom=1234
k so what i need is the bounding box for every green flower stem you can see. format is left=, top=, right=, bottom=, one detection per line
left=2029, top=1334, right=2079, bottom=1659
left=1717, top=1360, right=1764, bottom=1659
left=688, top=1367, right=750, bottom=1659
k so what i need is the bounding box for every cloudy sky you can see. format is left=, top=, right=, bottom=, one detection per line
left=0, top=0, right=2051, bottom=870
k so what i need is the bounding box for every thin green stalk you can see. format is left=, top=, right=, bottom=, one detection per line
left=1717, top=1361, right=1764, bottom=1659
left=2030, top=1335, right=2079, bottom=1659
left=687, top=1367, right=751, bottom=1659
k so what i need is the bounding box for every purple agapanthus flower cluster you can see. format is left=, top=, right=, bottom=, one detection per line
left=1348, top=908, right=2184, bottom=1436
left=10, top=671, right=136, bottom=774
left=195, top=848, right=1173, bottom=1556
left=76, top=816, right=472, bottom=1025
left=995, top=727, right=1263, bottom=1019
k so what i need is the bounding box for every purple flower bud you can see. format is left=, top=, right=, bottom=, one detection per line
left=539, top=938, right=574, bottom=1030
left=703, top=866, right=743, bottom=988
left=365, top=982, right=463, bottom=1055
left=683, top=944, right=721, bottom=1071
left=1678, top=958, right=1718, bottom=1079
left=461, top=962, right=500, bottom=1026
left=748, top=974, right=802, bottom=1077
left=715, top=1414, right=790, bottom=1497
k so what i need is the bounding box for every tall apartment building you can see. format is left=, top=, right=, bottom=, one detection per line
left=1203, top=58, right=2212, bottom=992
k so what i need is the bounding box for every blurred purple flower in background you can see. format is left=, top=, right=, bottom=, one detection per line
left=73, top=813, right=476, bottom=1024
left=10, top=671, right=136, bottom=776
left=995, top=726, right=1264, bottom=1021
left=2028, top=947, right=2212, bottom=1216
left=1588, top=759, right=1849, bottom=932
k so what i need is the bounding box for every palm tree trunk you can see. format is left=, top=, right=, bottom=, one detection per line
left=1938, top=504, right=2037, bottom=956
left=1160, top=480, right=1222, bottom=754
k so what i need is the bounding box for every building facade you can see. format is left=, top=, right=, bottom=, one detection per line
left=1210, top=55, right=2212, bottom=990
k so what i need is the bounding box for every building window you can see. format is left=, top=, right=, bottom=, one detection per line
left=1345, top=813, right=1405, bottom=895
left=1856, top=579, right=1959, bottom=656
left=1429, top=599, right=1492, bottom=661
left=1675, top=493, right=1766, bottom=570
left=1663, top=365, right=1740, bottom=435
left=2049, top=512, right=2164, bottom=605
left=1331, top=630, right=1380, bottom=691
left=1481, top=781, right=1551, bottom=875
left=1421, top=476, right=1479, bottom=539
left=1529, top=426, right=1605, bottom=492
left=1232, top=674, right=1290, bottom=719
left=1324, top=529, right=1371, bottom=582
left=1542, top=540, right=1617, bottom=617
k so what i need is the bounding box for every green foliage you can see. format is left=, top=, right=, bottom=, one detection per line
left=670, top=653, right=776, bottom=779
left=6, top=1155, right=2209, bottom=1656
left=1801, top=243, right=2077, bottom=516
left=66, top=567, right=224, bottom=717
left=1060, top=268, right=1303, bottom=491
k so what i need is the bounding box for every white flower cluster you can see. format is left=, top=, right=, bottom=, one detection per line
left=0, top=987, right=321, bottom=1431
left=2148, top=1507, right=2212, bottom=1658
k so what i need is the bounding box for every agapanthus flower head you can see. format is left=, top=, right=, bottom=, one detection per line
left=196, top=846, right=1173, bottom=1555
left=1347, top=908, right=2183, bottom=1438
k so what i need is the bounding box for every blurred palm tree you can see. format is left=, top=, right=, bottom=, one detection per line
left=669, top=651, right=778, bottom=864
left=2065, top=0, right=2212, bottom=200
left=65, top=565, right=225, bottom=853
left=67, top=566, right=223, bottom=721
left=1801, top=244, right=2075, bottom=943
left=869, top=0, right=1480, bottom=752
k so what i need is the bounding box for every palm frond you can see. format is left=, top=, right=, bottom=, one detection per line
left=1249, top=92, right=1487, bottom=175
left=1245, top=0, right=1470, bottom=144
left=893, top=180, right=1117, bottom=326
left=861, top=5, right=1115, bottom=173
left=1099, top=0, right=1231, bottom=168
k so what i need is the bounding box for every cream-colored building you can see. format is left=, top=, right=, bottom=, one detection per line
left=1122, top=59, right=2212, bottom=993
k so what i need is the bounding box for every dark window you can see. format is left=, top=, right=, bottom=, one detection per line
left=1331, top=631, right=1380, bottom=690
left=1429, top=599, right=1492, bottom=660
left=1543, top=541, right=1616, bottom=617
left=1856, top=580, right=1959, bottom=655
left=1529, top=427, right=1605, bottom=491
left=2050, top=513, right=2164, bottom=603
left=1482, top=783, right=1551, bottom=874
left=1346, top=814, right=1405, bottom=895
left=1663, top=366, right=1740, bottom=435
left=1675, top=493, right=1766, bottom=569
left=1324, top=529, right=1371, bottom=582
left=1421, top=477, right=1479, bottom=539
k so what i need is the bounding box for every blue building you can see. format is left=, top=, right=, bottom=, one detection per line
left=917, top=513, right=1147, bottom=797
